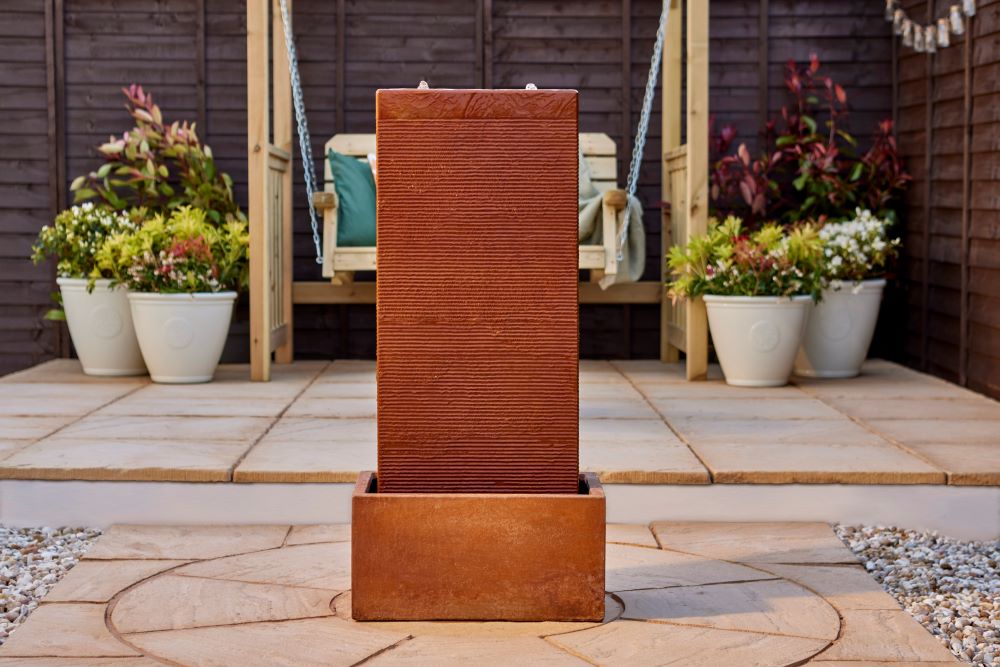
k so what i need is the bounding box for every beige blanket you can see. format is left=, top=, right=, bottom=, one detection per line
left=578, top=150, right=646, bottom=289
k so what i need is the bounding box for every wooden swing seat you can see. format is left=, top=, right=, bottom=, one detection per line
left=312, top=132, right=627, bottom=285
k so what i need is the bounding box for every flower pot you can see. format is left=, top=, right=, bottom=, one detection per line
left=794, top=278, right=886, bottom=379
left=56, top=278, right=146, bottom=376
left=704, top=294, right=812, bottom=387
left=127, top=291, right=236, bottom=384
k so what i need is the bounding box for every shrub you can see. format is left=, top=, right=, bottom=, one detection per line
left=31, top=202, right=139, bottom=284
left=818, top=208, right=900, bottom=285
left=97, top=206, right=249, bottom=293
left=70, top=85, right=244, bottom=225
left=667, top=216, right=824, bottom=300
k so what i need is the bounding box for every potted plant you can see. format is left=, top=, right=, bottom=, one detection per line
left=794, top=209, right=900, bottom=378
left=668, top=217, right=823, bottom=387
left=31, top=203, right=146, bottom=376
left=97, top=206, right=248, bottom=383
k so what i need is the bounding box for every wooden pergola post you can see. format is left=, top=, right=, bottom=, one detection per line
left=247, top=0, right=294, bottom=381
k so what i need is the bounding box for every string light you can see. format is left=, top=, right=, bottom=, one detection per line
left=885, top=0, right=975, bottom=52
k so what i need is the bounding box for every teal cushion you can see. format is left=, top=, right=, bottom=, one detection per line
left=327, top=149, right=376, bottom=247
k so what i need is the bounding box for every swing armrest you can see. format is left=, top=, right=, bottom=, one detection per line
left=599, top=189, right=626, bottom=278
left=602, top=189, right=627, bottom=211
left=312, top=191, right=338, bottom=210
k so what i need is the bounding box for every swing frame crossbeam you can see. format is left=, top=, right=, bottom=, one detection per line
left=246, top=0, right=708, bottom=382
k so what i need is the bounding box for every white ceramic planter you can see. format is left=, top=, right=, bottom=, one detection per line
left=704, top=294, right=813, bottom=387
left=794, top=278, right=886, bottom=379
left=57, top=277, right=146, bottom=376
left=127, top=291, right=236, bottom=384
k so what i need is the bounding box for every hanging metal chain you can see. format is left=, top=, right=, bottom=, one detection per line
left=277, top=0, right=323, bottom=265
left=618, top=0, right=672, bottom=262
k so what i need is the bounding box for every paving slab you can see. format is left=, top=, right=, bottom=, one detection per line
left=605, top=523, right=658, bottom=547
left=45, top=560, right=188, bottom=603
left=0, top=416, right=74, bottom=440
left=0, top=437, right=250, bottom=482
left=579, top=397, right=661, bottom=419
left=814, top=609, right=959, bottom=663
left=235, top=438, right=376, bottom=483
left=824, top=396, right=1000, bottom=421
left=262, top=416, right=376, bottom=442
left=653, top=397, right=844, bottom=421
left=284, top=396, right=377, bottom=418
left=690, top=440, right=946, bottom=484
left=98, top=392, right=294, bottom=417
left=866, top=419, right=1000, bottom=445
left=905, top=442, right=1000, bottom=485
left=110, top=575, right=337, bottom=633
left=673, top=418, right=888, bottom=446
left=604, top=543, right=771, bottom=592
left=54, top=414, right=273, bottom=442
left=85, top=525, right=288, bottom=560
left=618, top=579, right=840, bottom=640
left=366, top=636, right=588, bottom=665
left=0, top=383, right=136, bottom=416
left=548, top=619, right=830, bottom=667
left=0, top=604, right=140, bottom=657
left=285, top=524, right=352, bottom=545
left=581, top=439, right=709, bottom=484
left=0, top=359, right=148, bottom=385
left=748, top=563, right=903, bottom=612
left=174, top=541, right=352, bottom=590
left=0, top=659, right=162, bottom=666
left=651, top=522, right=859, bottom=564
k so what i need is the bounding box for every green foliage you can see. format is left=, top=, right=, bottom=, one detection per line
left=70, top=84, right=244, bottom=225
left=667, top=216, right=824, bottom=300
left=97, top=206, right=249, bottom=293
left=31, top=202, right=139, bottom=286
left=818, top=209, right=901, bottom=284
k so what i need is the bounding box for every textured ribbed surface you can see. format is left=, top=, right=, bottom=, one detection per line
left=376, top=89, right=579, bottom=494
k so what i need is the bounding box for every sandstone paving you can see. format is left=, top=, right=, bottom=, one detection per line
left=579, top=396, right=661, bottom=419
left=673, top=417, right=888, bottom=446
left=365, top=635, right=589, bottom=665
left=0, top=604, right=141, bottom=658
left=905, top=442, right=1000, bottom=485
left=651, top=522, right=859, bottom=564
left=98, top=393, right=294, bottom=417
left=617, top=579, right=840, bottom=640
left=110, top=574, right=337, bottom=633
left=53, top=414, right=273, bottom=442
left=284, top=396, right=377, bottom=418
left=285, top=523, right=352, bottom=545
left=652, top=397, right=844, bottom=421
left=0, top=383, right=136, bottom=417
left=690, top=440, right=946, bottom=485
left=261, top=416, right=376, bottom=443
left=44, top=560, right=188, bottom=603
left=548, top=619, right=831, bottom=666
left=604, top=542, right=772, bottom=592
left=0, top=416, right=72, bottom=440
left=824, top=396, right=1000, bottom=420
left=0, top=659, right=163, bottom=666
left=0, top=359, right=148, bottom=385
left=581, top=438, right=709, bottom=484
left=813, top=609, right=960, bottom=663
left=174, top=541, right=351, bottom=590
left=84, top=525, right=288, bottom=560
left=748, top=563, right=903, bottom=612
left=234, top=438, right=376, bottom=483
left=866, top=419, right=1000, bottom=445
left=605, top=523, right=658, bottom=547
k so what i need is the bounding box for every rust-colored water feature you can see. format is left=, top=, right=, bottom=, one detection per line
left=352, top=87, right=605, bottom=621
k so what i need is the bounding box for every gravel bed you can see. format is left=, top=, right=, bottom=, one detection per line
left=837, top=525, right=1000, bottom=666
left=0, top=526, right=101, bottom=645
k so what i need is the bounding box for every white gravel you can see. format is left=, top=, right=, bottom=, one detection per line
left=837, top=525, right=1000, bottom=666
left=0, top=526, right=101, bottom=644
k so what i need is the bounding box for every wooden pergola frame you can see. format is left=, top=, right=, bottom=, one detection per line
left=246, top=0, right=708, bottom=382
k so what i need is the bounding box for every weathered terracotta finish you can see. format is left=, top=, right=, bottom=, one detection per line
left=375, top=88, right=580, bottom=494
left=351, top=471, right=606, bottom=621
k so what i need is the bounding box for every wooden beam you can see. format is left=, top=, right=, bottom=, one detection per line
left=621, top=0, right=632, bottom=176
left=195, top=0, right=207, bottom=133
left=272, top=0, right=294, bottom=364
left=336, top=0, right=346, bottom=132
left=660, top=0, right=682, bottom=364
left=483, top=0, right=493, bottom=88
left=475, top=0, right=484, bottom=88
left=684, top=0, right=709, bottom=381
left=248, top=0, right=271, bottom=381
left=757, top=0, right=768, bottom=144
left=45, top=0, right=67, bottom=359
left=920, top=1, right=933, bottom=373
left=293, top=281, right=663, bottom=305
left=959, top=16, right=974, bottom=386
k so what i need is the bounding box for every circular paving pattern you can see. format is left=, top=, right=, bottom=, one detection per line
left=104, top=533, right=841, bottom=666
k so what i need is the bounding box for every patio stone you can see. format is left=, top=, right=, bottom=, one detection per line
left=45, top=560, right=188, bottom=602
left=0, top=415, right=74, bottom=440
left=85, top=525, right=288, bottom=560
left=579, top=382, right=646, bottom=400
left=293, top=381, right=378, bottom=398
left=605, top=523, right=658, bottom=547
left=653, top=397, right=844, bottom=421
left=690, top=441, right=946, bottom=484
left=0, top=603, right=139, bottom=657
left=0, top=438, right=250, bottom=482
left=174, top=541, right=351, bottom=590
left=0, top=359, right=148, bottom=385
left=618, top=579, right=840, bottom=640
left=581, top=438, right=709, bottom=484
left=548, top=619, right=830, bottom=666
left=122, top=618, right=409, bottom=667
left=605, top=543, right=771, bottom=592
left=0, top=660, right=162, bottom=666
left=55, top=414, right=273, bottom=442
left=824, top=396, right=1000, bottom=421
left=285, top=524, right=352, bottom=545
left=748, top=563, right=903, bottom=612
left=794, top=370, right=981, bottom=400
left=905, top=442, right=1000, bottom=485
left=99, top=392, right=294, bottom=417
left=314, top=360, right=377, bottom=384
left=0, top=383, right=136, bottom=416
left=612, top=360, right=725, bottom=383
left=234, top=439, right=376, bottom=482
left=284, top=396, right=377, bottom=418
left=579, top=418, right=679, bottom=445
left=651, top=522, right=859, bottom=564
left=578, top=397, right=660, bottom=419
left=265, top=416, right=376, bottom=442
left=673, top=418, right=887, bottom=446
left=638, top=381, right=808, bottom=399
left=110, top=575, right=337, bottom=633
left=0, top=440, right=31, bottom=461
left=866, top=419, right=1000, bottom=445
left=814, top=609, right=959, bottom=662
left=365, top=636, right=588, bottom=665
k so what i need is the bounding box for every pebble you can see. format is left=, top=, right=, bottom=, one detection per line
left=837, top=525, right=999, bottom=667
left=0, top=526, right=100, bottom=645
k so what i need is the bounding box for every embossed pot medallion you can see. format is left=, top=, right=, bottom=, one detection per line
left=704, top=295, right=812, bottom=387
left=351, top=87, right=605, bottom=622
left=57, top=277, right=146, bottom=376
